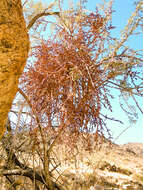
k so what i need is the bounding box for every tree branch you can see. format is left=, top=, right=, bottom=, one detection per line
left=27, top=11, right=60, bottom=30
left=2, top=136, right=61, bottom=190
left=2, top=169, right=44, bottom=182
left=17, top=88, right=61, bottom=189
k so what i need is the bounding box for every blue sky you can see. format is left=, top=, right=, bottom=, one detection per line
left=84, top=0, right=143, bottom=144
left=25, top=0, right=143, bottom=144
left=61, top=0, right=143, bottom=144
left=106, top=0, right=143, bottom=145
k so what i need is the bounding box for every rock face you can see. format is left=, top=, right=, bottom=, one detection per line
left=122, top=143, right=143, bottom=156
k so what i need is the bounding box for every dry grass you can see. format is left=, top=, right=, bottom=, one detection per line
left=1, top=134, right=143, bottom=189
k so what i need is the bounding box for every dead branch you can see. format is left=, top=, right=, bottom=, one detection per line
left=27, top=11, right=60, bottom=30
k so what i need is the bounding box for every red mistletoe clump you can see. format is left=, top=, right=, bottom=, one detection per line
left=21, top=9, right=114, bottom=143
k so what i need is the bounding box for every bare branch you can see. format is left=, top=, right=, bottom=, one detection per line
left=27, top=12, right=60, bottom=30
left=23, top=0, right=29, bottom=7
left=2, top=168, right=45, bottom=184
left=132, top=94, right=143, bottom=114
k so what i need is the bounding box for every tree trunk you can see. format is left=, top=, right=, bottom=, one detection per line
left=0, top=0, right=29, bottom=138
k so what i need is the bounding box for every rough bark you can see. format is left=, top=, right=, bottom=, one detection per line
left=0, top=0, right=29, bottom=138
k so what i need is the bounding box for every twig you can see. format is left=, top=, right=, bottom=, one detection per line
left=132, top=94, right=143, bottom=114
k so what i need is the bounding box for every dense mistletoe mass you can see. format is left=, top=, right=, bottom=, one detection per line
left=21, top=10, right=114, bottom=140
left=21, top=3, right=143, bottom=143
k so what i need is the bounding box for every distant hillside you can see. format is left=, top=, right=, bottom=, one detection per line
left=121, top=142, right=143, bottom=156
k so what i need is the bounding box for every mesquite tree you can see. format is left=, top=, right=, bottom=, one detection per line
left=0, top=0, right=142, bottom=189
